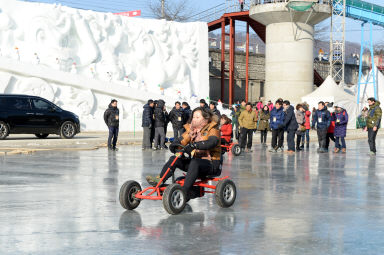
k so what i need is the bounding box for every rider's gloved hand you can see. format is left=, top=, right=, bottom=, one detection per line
left=169, top=143, right=178, bottom=153
left=184, top=143, right=197, bottom=155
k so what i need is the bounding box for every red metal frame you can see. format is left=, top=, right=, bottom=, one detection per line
left=135, top=153, right=229, bottom=201
left=221, top=141, right=237, bottom=153
left=208, top=11, right=324, bottom=104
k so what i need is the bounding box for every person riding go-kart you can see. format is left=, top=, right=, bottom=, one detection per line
left=146, top=107, right=222, bottom=200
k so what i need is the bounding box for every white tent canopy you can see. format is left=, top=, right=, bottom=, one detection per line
left=301, top=76, right=357, bottom=129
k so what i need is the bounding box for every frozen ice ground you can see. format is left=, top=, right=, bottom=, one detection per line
left=1, top=138, right=384, bottom=254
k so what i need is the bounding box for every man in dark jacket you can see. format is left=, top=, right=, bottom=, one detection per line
left=282, top=100, right=298, bottom=153
left=104, top=99, right=119, bottom=151
left=182, top=102, right=191, bottom=124
left=312, top=101, right=331, bottom=153
left=142, top=99, right=154, bottom=150
left=365, top=98, right=382, bottom=155
left=269, top=101, right=285, bottom=152
left=209, top=102, right=221, bottom=119
left=153, top=99, right=167, bottom=150
left=169, top=101, right=184, bottom=139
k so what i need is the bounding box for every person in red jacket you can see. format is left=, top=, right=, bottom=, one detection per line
left=301, top=109, right=311, bottom=149
left=220, top=114, right=233, bottom=144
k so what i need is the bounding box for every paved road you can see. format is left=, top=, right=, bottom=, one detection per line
left=1, top=138, right=384, bottom=254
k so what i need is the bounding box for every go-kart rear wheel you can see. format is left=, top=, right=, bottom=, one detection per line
left=162, top=184, right=186, bottom=215
left=119, top=180, right=142, bottom=210
left=215, top=179, right=236, bottom=208
left=231, top=144, right=241, bottom=156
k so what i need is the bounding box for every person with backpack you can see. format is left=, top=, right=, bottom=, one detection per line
left=269, top=101, right=285, bottom=152
left=169, top=101, right=185, bottom=139
left=153, top=99, right=167, bottom=150
left=104, top=99, right=120, bottom=151
left=312, top=101, right=331, bottom=153
left=333, top=104, right=348, bottom=153
left=365, top=97, right=382, bottom=155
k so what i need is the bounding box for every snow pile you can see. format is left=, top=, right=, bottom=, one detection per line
left=0, top=0, right=209, bottom=131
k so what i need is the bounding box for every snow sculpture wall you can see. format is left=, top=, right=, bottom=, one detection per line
left=0, top=0, right=209, bottom=131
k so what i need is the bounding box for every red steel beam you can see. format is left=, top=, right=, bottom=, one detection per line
left=246, top=23, right=249, bottom=103
left=221, top=19, right=225, bottom=101
left=229, top=18, right=235, bottom=105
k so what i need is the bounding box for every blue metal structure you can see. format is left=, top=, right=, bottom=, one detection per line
left=340, top=0, right=384, bottom=106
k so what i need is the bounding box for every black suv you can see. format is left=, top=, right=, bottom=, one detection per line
left=0, top=94, right=80, bottom=139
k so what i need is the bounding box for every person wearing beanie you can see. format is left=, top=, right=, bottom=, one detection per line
left=142, top=99, right=155, bottom=150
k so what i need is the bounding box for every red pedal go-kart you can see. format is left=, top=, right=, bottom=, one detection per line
left=221, top=140, right=241, bottom=156
left=119, top=145, right=237, bottom=215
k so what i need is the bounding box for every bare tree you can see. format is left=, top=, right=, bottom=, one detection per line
left=149, top=0, right=193, bottom=21
left=374, top=41, right=384, bottom=55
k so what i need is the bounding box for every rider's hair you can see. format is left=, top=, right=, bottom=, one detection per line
left=189, top=107, right=213, bottom=124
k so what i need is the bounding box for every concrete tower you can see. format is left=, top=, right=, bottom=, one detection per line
left=250, top=0, right=331, bottom=104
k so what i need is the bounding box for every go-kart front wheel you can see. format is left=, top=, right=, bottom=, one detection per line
left=162, top=184, right=186, bottom=215
left=215, top=179, right=236, bottom=208
left=231, top=144, right=241, bottom=156
left=119, top=180, right=142, bottom=210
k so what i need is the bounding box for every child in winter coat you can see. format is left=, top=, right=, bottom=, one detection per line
left=333, top=104, right=348, bottom=153
left=220, top=115, right=233, bottom=145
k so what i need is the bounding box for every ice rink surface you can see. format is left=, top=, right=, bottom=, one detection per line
left=1, top=138, right=384, bottom=254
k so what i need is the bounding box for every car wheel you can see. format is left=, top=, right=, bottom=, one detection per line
left=35, top=133, right=49, bottom=139
left=0, top=121, right=9, bottom=140
left=60, top=121, right=76, bottom=139
left=215, top=179, right=236, bottom=208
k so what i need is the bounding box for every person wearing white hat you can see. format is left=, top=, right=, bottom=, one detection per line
left=332, top=103, right=348, bottom=153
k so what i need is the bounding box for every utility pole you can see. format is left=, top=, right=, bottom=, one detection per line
left=161, top=0, right=165, bottom=19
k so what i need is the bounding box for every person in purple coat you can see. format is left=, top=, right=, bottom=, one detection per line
left=333, top=104, right=348, bottom=153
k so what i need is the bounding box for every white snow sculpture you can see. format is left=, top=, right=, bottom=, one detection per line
left=0, top=0, right=209, bottom=131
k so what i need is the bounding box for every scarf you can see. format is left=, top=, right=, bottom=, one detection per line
left=189, top=118, right=209, bottom=143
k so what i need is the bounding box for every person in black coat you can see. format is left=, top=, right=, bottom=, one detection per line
left=200, top=99, right=209, bottom=111
left=104, top=99, right=120, bottom=151
left=153, top=99, right=167, bottom=150
left=282, top=100, right=298, bottom=153
left=142, top=99, right=154, bottom=150
left=182, top=102, right=191, bottom=124
left=169, top=101, right=185, bottom=139
left=209, top=102, right=221, bottom=119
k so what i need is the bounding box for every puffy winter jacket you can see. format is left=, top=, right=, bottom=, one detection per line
left=183, top=106, right=192, bottom=124
left=328, top=113, right=335, bottom=133
left=211, top=107, right=221, bottom=119
left=367, top=101, right=382, bottom=129
left=257, top=110, right=270, bottom=131
left=270, top=107, right=285, bottom=130
left=154, top=100, right=167, bottom=128
left=333, top=109, right=348, bottom=137
left=238, top=110, right=257, bottom=129
left=312, top=108, right=331, bottom=130
left=304, top=110, right=311, bottom=130
left=169, top=107, right=184, bottom=129
left=142, top=103, right=153, bottom=127
left=283, top=105, right=298, bottom=131
left=104, top=104, right=119, bottom=127
left=221, top=123, right=233, bottom=143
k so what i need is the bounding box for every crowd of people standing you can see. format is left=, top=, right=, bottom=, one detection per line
left=138, top=96, right=382, bottom=156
